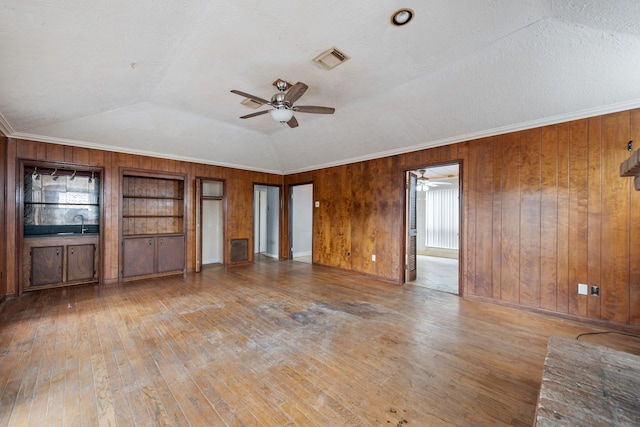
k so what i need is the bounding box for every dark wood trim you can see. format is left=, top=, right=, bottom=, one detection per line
left=400, top=160, right=464, bottom=296
left=15, top=159, right=24, bottom=295
left=0, top=137, right=5, bottom=300
left=119, top=167, right=186, bottom=181
left=195, top=178, right=202, bottom=272
left=195, top=176, right=227, bottom=268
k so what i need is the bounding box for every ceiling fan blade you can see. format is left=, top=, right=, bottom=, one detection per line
left=230, top=90, right=270, bottom=105
left=284, top=82, right=308, bottom=104
left=286, top=116, right=299, bottom=128
left=293, top=106, right=335, bottom=114
left=239, top=110, right=270, bottom=119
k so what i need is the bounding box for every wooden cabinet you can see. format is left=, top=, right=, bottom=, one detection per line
left=120, top=169, right=186, bottom=281
left=122, top=235, right=185, bottom=279
left=25, top=236, right=98, bottom=290
left=67, top=244, right=96, bottom=281
left=122, top=236, right=156, bottom=278
left=31, top=246, right=63, bottom=286
left=157, top=235, right=185, bottom=273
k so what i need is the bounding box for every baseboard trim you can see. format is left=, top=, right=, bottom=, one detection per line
left=464, top=294, right=640, bottom=334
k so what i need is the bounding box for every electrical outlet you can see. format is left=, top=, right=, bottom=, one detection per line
left=315, top=201, right=320, bottom=207
left=371, top=254, right=376, bottom=262
left=578, top=283, right=588, bottom=295
left=591, top=285, right=599, bottom=296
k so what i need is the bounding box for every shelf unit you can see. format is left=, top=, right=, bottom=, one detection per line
left=23, top=165, right=101, bottom=235
left=120, top=169, right=187, bottom=281
left=122, top=173, right=184, bottom=236
left=20, top=163, right=103, bottom=293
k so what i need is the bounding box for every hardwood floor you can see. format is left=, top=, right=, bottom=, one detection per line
left=1, top=260, right=639, bottom=426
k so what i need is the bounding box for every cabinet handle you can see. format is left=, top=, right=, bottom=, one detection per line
left=160, top=238, right=163, bottom=245
left=56, top=248, right=60, bottom=256
left=148, top=239, right=152, bottom=245
left=71, top=248, right=74, bottom=255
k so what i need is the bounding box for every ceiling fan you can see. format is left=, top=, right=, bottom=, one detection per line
left=416, top=169, right=452, bottom=190
left=231, top=80, right=335, bottom=128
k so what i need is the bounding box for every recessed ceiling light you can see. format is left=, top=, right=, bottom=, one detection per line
left=391, top=8, right=414, bottom=26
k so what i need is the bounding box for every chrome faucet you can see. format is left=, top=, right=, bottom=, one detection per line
left=73, top=214, right=88, bottom=234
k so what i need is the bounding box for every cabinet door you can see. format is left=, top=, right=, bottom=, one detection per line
left=31, top=246, right=63, bottom=286
left=157, top=235, right=185, bottom=273
left=123, top=237, right=155, bottom=278
left=67, top=244, right=95, bottom=282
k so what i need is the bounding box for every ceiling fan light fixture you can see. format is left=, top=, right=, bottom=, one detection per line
left=392, top=8, right=414, bottom=26
left=270, top=107, right=294, bottom=123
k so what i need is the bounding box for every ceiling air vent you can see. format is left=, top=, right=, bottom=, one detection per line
left=313, top=47, right=350, bottom=70
left=241, top=98, right=263, bottom=109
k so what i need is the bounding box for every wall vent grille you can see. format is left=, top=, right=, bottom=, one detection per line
left=241, top=98, right=263, bottom=109
left=230, top=238, right=249, bottom=263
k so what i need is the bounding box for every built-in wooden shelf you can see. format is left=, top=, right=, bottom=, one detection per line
left=123, top=196, right=183, bottom=200
left=620, top=147, right=640, bottom=190
left=25, top=202, right=100, bottom=206
left=123, top=215, right=183, bottom=218
left=121, top=173, right=185, bottom=236
left=119, top=169, right=186, bottom=282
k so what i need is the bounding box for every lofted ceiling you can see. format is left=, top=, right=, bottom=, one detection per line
left=1, top=1, right=640, bottom=174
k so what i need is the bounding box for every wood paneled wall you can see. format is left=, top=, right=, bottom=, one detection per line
left=285, top=109, right=640, bottom=327
left=0, top=136, right=6, bottom=301
left=2, top=109, right=639, bottom=328
left=2, top=139, right=282, bottom=293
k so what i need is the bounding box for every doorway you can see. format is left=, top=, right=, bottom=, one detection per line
left=253, top=185, right=280, bottom=259
left=290, top=183, right=313, bottom=263
left=405, top=163, right=460, bottom=294
left=196, top=179, right=224, bottom=271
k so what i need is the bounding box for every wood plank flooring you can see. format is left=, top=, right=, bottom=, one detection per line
left=1, top=259, right=639, bottom=426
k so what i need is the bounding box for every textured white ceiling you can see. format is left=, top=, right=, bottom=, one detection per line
left=1, top=1, right=640, bottom=173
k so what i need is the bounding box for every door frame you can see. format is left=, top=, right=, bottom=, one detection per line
left=252, top=182, right=282, bottom=260
left=288, top=182, right=314, bottom=261
left=403, top=161, right=463, bottom=295
left=195, top=177, right=226, bottom=272
left=405, top=171, right=418, bottom=281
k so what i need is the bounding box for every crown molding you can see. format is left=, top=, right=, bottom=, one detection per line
left=0, top=112, right=15, bottom=136
left=4, top=98, right=640, bottom=175
left=283, top=99, right=640, bottom=174
left=8, top=131, right=283, bottom=175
